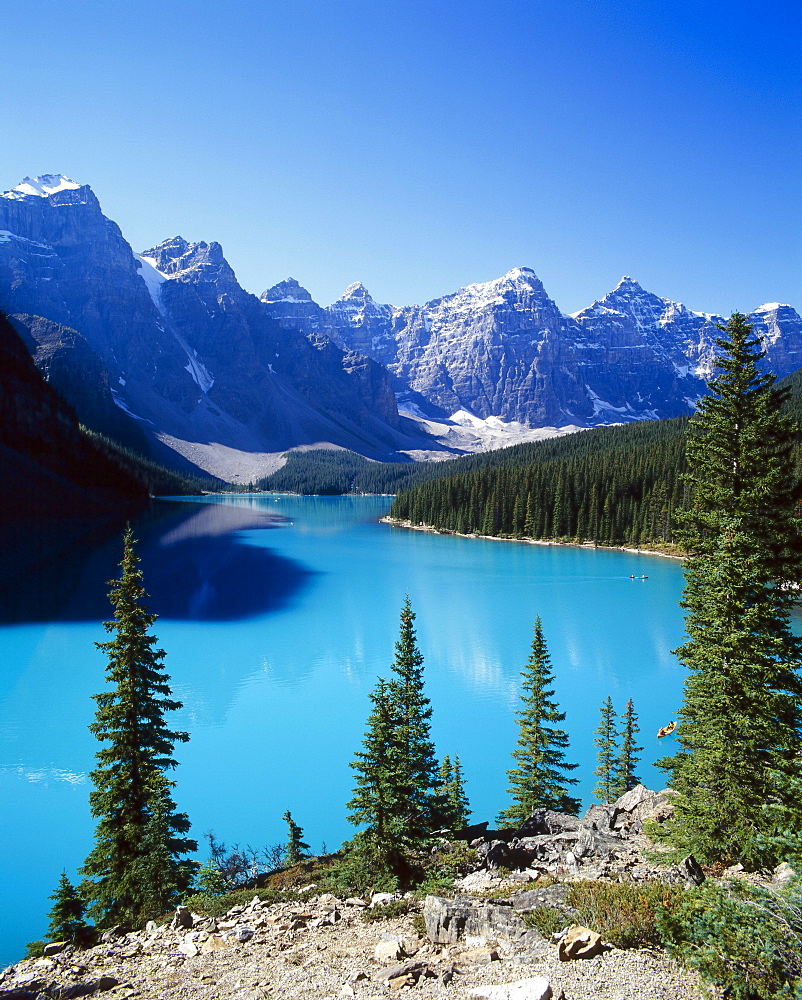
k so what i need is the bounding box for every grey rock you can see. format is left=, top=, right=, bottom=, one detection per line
left=511, top=884, right=572, bottom=913
left=423, top=895, right=539, bottom=946
left=58, top=977, right=119, bottom=998
left=484, top=842, right=536, bottom=871
left=665, top=854, right=706, bottom=886
left=171, top=905, right=193, bottom=930
left=223, top=924, right=255, bottom=943
left=377, top=960, right=428, bottom=983
left=469, top=976, right=552, bottom=1000
left=517, top=810, right=581, bottom=837
left=582, top=804, right=616, bottom=832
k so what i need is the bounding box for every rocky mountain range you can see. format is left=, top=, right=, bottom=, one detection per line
left=2, top=174, right=801, bottom=480
left=0, top=176, right=423, bottom=480
left=264, top=268, right=802, bottom=428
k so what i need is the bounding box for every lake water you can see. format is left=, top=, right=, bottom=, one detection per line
left=0, top=494, right=689, bottom=965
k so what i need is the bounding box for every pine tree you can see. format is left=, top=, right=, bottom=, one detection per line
left=594, top=696, right=619, bottom=803
left=497, top=618, right=580, bottom=826
left=658, top=314, right=802, bottom=866
left=347, top=677, right=400, bottom=855
left=446, top=754, right=471, bottom=830
left=613, top=699, right=642, bottom=798
left=46, top=873, right=90, bottom=945
left=433, top=754, right=471, bottom=830
left=386, top=595, right=438, bottom=846
left=284, top=811, right=310, bottom=866
left=346, top=597, right=438, bottom=878
left=81, top=527, right=196, bottom=927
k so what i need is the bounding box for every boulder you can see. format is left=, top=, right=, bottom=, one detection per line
left=665, top=855, right=705, bottom=886
left=222, top=924, right=255, bottom=943
left=423, top=895, right=537, bottom=945
left=200, top=935, right=229, bottom=954
left=557, top=925, right=605, bottom=961
left=470, top=976, right=552, bottom=1000
left=59, top=977, right=120, bottom=998
left=518, top=810, right=581, bottom=837
left=512, top=884, right=572, bottom=913
left=374, top=938, right=403, bottom=963
left=177, top=938, right=198, bottom=958
left=484, top=841, right=536, bottom=871
left=171, top=905, right=193, bottom=930
left=377, top=960, right=429, bottom=984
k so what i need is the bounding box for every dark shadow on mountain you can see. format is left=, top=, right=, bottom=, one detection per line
left=0, top=499, right=314, bottom=624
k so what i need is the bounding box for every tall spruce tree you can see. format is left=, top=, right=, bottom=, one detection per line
left=81, top=527, right=196, bottom=926
left=386, top=595, right=438, bottom=845
left=613, top=699, right=642, bottom=798
left=284, top=811, right=310, bottom=866
left=346, top=597, right=437, bottom=876
left=46, top=873, right=90, bottom=945
left=347, top=677, right=400, bottom=859
left=433, top=754, right=471, bottom=830
left=593, top=696, right=619, bottom=803
left=497, top=617, right=580, bottom=826
left=658, top=313, right=802, bottom=866
left=446, top=754, right=471, bottom=830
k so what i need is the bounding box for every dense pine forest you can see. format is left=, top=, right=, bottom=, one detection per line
left=389, top=418, right=689, bottom=547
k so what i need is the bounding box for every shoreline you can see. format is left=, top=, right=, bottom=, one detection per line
left=380, top=517, right=685, bottom=561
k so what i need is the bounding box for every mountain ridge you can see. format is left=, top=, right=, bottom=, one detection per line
left=2, top=174, right=801, bottom=480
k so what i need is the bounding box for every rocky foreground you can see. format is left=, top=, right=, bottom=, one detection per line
left=4, top=785, right=775, bottom=1000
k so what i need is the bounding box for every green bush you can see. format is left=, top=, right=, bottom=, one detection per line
left=567, top=880, right=683, bottom=949
left=184, top=886, right=297, bottom=918
left=320, top=845, right=402, bottom=896
left=362, top=899, right=411, bottom=923
left=414, top=842, right=478, bottom=897
left=523, top=907, right=571, bottom=937
left=657, top=879, right=802, bottom=1000
left=25, top=940, right=45, bottom=958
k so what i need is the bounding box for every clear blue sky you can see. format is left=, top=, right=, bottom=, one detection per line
left=3, top=0, right=800, bottom=314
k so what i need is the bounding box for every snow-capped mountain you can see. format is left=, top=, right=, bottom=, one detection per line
left=3, top=173, right=801, bottom=480
left=320, top=269, right=802, bottom=426
left=0, top=176, right=423, bottom=479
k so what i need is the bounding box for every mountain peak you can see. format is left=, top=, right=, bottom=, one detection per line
left=261, top=277, right=314, bottom=303
left=338, top=281, right=373, bottom=302
left=612, top=275, right=646, bottom=294
left=3, top=174, right=82, bottom=200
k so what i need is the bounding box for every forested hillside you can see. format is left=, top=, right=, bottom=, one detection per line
left=387, top=362, right=802, bottom=547
left=389, top=419, right=688, bottom=547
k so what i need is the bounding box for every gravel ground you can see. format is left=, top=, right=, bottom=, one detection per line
left=0, top=895, right=710, bottom=1000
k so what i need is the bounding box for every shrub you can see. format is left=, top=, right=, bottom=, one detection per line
left=566, top=880, right=683, bottom=949
left=657, top=878, right=802, bottom=1000
left=362, top=899, right=411, bottom=923
left=414, top=842, right=478, bottom=896
left=25, top=940, right=45, bottom=958
left=321, top=845, right=402, bottom=896
left=184, top=886, right=297, bottom=918
left=523, top=907, right=571, bottom=937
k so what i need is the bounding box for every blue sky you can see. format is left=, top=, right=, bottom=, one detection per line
left=3, top=0, right=800, bottom=314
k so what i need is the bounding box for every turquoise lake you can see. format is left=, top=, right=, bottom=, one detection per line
left=0, top=494, right=690, bottom=965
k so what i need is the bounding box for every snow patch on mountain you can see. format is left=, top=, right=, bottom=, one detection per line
left=134, top=253, right=167, bottom=314
left=3, top=175, right=81, bottom=200
left=398, top=405, right=584, bottom=458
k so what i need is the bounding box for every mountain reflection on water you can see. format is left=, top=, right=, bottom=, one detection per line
left=0, top=499, right=314, bottom=624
